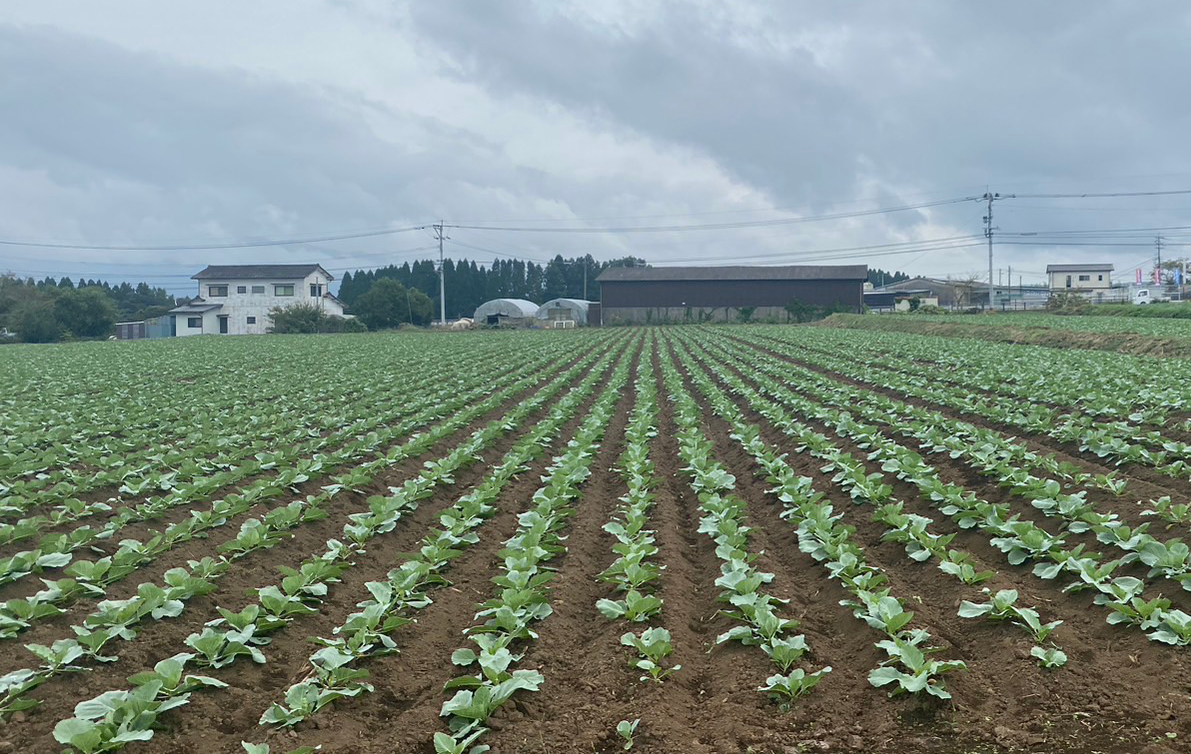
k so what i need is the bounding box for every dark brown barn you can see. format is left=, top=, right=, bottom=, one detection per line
left=595, top=265, right=867, bottom=324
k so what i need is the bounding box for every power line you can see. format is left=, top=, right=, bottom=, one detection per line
left=1003, top=224, right=1191, bottom=237
left=0, top=224, right=429, bottom=251
left=1007, top=189, right=1191, bottom=200
left=0, top=244, right=439, bottom=269
left=445, top=196, right=980, bottom=234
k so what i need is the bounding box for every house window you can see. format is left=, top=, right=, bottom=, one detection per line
left=247, top=316, right=256, bottom=325
left=187, top=317, right=202, bottom=328
left=251, top=285, right=265, bottom=294
left=1078, top=275, right=1091, bottom=282
left=237, top=285, right=247, bottom=294
left=274, top=284, right=294, bottom=296
left=1098, top=274, right=1104, bottom=281
left=208, top=285, right=228, bottom=297
left=310, top=283, right=323, bottom=297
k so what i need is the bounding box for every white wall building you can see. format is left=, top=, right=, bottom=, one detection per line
left=1046, top=263, right=1113, bottom=294
left=169, top=264, right=348, bottom=335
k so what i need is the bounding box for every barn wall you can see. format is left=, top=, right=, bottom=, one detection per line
left=599, top=279, right=862, bottom=310
left=601, top=305, right=811, bottom=325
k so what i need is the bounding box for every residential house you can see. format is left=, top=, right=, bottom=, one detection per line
left=1046, top=264, right=1113, bottom=294
left=169, top=264, right=348, bottom=336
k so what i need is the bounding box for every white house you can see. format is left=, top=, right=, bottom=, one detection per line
left=1046, top=263, right=1113, bottom=294
left=169, top=264, right=348, bottom=336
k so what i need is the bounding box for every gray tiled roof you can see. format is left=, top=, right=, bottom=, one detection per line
left=192, top=264, right=332, bottom=280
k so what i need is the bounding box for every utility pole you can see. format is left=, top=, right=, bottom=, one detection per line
left=983, top=192, right=997, bottom=310
left=434, top=221, right=449, bottom=324
left=1156, top=236, right=1165, bottom=286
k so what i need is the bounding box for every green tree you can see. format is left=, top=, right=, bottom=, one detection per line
left=14, top=299, right=62, bottom=342
left=54, top=287, right=117, bottom=337
left=352, top=278, right=433, bottom=329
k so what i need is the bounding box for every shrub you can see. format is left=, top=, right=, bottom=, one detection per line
left=269, top=303, right=367, bottom=334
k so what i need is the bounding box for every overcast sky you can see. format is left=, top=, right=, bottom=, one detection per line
left=2, top=1, right=1190, bottom=295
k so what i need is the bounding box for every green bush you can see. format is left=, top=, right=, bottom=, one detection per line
left=269, top=303, right=367, bottom=334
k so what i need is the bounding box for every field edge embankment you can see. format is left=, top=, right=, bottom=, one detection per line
left=817, top=313, right=1191, bottom=358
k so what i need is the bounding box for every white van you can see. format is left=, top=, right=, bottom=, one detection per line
left=1134, top=288, right=1170, bottom=305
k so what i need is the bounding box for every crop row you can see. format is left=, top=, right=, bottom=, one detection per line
left=688, top=332, right=1191, bottom=647
left=4, top=335, right=624, bottom=731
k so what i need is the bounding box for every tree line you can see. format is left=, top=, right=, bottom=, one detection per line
left=339, top=255, right=645, bottom=320
left=0, top=275, right=178, bottom=343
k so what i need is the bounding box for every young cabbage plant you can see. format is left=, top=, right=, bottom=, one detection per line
left=869, top=635, right=965, bottom=700
left=432, top=729, right=489, bottom=754
left=439, top=671, right=544, bottom=734
left=761, top=634, right=810, bottom=673
left=958, top=589, right=1062, bottom=643
left=127, top=652, right=227, bottom=696
left=758, top=666, right=832, bottom=708
left=1030, top=645, right=1068, bottom=668
left=596, top=590, right=663, bottom=622
left=620, top=627, right=680, bottom=683
left=184, top=627, right=267, bottom=668
left=616, top=718, right=640, bottom=750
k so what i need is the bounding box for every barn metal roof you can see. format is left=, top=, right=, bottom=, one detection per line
left=597, top=265, right=868, bottom=282
left=192, top=264, right=333, bottom=280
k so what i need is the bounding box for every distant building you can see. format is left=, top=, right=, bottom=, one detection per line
left=1046, top=264, right=1113, bottom=294
left=473, top=298, right=539, bottom=327
left=872, top=277, right=988, bottom=308
left=596, top=265, right=866, bottom=324
left=169, top=264, right=348, bottom=336
left=536, top=298, right=593, bottom=327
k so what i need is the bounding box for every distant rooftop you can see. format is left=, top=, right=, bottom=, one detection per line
left=192, top=264, right=332, bottom=280
left=1045, top=264, right=1114, bottom=272
left=597, top=265, right=867, bottom=282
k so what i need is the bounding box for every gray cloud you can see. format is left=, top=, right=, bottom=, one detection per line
left=2, top=1, right=1190, bottom=292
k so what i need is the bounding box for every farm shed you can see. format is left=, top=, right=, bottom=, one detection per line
left=596, top=265, right=866, bottom=324
left=874, top=277, right=989, bottom=308
left=536, top=298, right=594, bottom=327
left=473, top=298, right=539, bottom=327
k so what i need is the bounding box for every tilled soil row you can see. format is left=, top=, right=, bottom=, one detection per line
left=680, top=335, right=1189, bottom=754
left=0, top=340, right=612, bottom=636
left=0, top=344, right=622, bottom=753
left=722, top=331, right=1191, bottom=523
left=0, top=340, right=605, bottom=582
left=740, top=328, right=1191, bottom=441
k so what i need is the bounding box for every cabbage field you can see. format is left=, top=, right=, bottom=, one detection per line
left=2, top=327, right=1189, bottom=754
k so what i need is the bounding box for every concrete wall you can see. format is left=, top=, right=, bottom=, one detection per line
left=601, top=305, right=800, bottom=325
